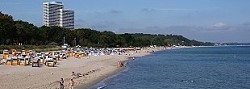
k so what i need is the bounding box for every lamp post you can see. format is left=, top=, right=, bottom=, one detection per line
left=74, top=38, right=76, bottom=46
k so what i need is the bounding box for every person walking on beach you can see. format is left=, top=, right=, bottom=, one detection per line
left=59, top=78, right=64, bottom=89
left=68, top=79, right=75, bottom=89
left=71, top=72, right=77, bottom=79
left=118, top=61, right=124, bottom=67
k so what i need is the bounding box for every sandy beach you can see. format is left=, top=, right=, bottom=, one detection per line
left=0, top=47, right=166, bottom=89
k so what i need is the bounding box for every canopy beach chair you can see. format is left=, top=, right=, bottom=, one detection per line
left=32, top=57, right=40, bottom=67
left=45, top=56, right=56, bottom=67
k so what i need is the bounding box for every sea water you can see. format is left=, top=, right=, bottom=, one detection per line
left=90, top=46, right=250, bottom=89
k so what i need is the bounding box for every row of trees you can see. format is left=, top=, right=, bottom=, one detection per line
left=0, top=12, right=214, bottom=47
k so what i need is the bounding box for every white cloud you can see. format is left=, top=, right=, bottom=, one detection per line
left=207, top=22, right=232, bottom=31
left=212, top=22, right=227, bottom=28
left=142, top=8, right=196, bottom=12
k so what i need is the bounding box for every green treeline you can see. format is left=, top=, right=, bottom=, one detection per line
left=0, top=12, right=214, bottom=47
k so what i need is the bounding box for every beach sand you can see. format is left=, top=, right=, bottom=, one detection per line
left=0, top=47, right=166, bottom=89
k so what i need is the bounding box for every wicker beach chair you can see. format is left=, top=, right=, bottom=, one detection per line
left=45, top=56, right=55, bottom=67
left=18, top=55, right=25, bottom=65
left=10, top=56, right=19, bottom=65
left=5, top=56, right=12, bottom=65
left=24, top=55, right=31, bottom=65
left=32, top=57, right=40, bottom=67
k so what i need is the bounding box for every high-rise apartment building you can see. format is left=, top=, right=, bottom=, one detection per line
left=59, top=9, right=74, bottom=30
left=43, top=1, right=74, bottom=30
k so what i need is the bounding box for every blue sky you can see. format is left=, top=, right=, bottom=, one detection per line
left=1, top=0, right=250, bottom=43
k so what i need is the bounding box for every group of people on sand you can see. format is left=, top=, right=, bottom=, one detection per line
left=59, top=71, right=98, bottom=89
left=59, top=78, right=74, bottom=89
left=58, top=72, right=78, bottom=89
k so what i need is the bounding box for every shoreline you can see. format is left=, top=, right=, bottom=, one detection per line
left=76, top=64, right=125, bottom=89
left=0, top=47, right=172, bottom=89
left=76, top=47, right=170, bottom=89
